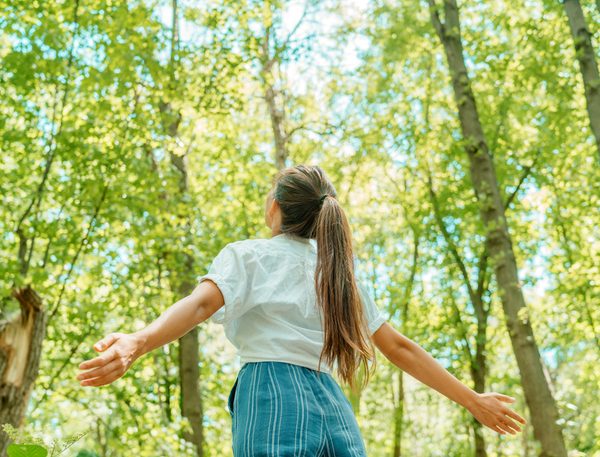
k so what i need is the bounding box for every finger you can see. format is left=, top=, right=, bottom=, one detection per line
left=504, top=408, right=527, bottom=425
left=93, top=333, right=119, bottom=352
left=77, top=358, right=121, bottom=381
left=81, top=369, right=120, bottom=387
left=502, top=411, right=524, bottom=430
left=78, top=350, right=116, bottom=370
left=80, top=366, right=123, bottom=387
left=499, top=418, right=519, bottom=434
left=78, top=348, right=117, bottom=370
left=494, top=393, right=516, bottom=403
left=497, top=421, right=514, bottom=435
left=491, top=424, right=507, bottom=435
left=504, top=416, right=522, bottom=432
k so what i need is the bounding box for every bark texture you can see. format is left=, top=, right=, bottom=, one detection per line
left=392, top=369, right=404, bottom=457
left=564, top=0, right=600, bottom=160
left=0, top=287, right=47, bottom=456
left=260, top=24, right=290, bottom=170
left=427, top=1, right=568, bottom=456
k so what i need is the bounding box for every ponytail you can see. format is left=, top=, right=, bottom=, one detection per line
left=314, top=195, right=376, bottom=389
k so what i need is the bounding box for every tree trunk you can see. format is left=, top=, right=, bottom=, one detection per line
left=159, top=2, right=204, bottom=453
left=160, top=100, right=205, bottom=456
left=472, top=346, right=487, bottom=457
left=392, top=370, right=404, bottom=457
left=265, top=83, right=288, bottom=169
left=563, top=0, right=600, bottom=161
left=151, top=131, right=204, bottom=455
left=260, top=25, right=289, bottom=170
left=179, top=328, right=203, bottom=455
left=170, top=171, right=203, bottom=455
left=472, top=288, right=489, bottom=457
left=389, top=227, right=419, bottom=457
left=0, top=287, right=46, bottom=456
left=427, top=2, right=568, bottom=456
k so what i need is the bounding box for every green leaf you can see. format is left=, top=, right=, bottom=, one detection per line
left=7, top=444, right=48, bottom=457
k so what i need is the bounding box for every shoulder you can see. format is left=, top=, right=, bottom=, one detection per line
left=220, top=237, right=272, bottom=258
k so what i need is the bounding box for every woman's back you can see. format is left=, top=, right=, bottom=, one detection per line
left=199, top=232, right=386, bottom=375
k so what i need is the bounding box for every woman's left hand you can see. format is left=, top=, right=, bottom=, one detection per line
left=467, top=392, right=527, bottom=435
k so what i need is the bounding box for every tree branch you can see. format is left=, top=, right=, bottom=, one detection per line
left=427, top=0, right=445, bottom=39
left=504, top=149, right=541, bottom=209
left=48, top=183, right=109, bottom=320
left=426, top=170, right=477, bottom=304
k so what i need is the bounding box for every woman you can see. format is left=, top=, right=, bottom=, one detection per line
left=77, top=165, right=526, bottom=456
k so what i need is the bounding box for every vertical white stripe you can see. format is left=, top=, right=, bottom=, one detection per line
left=319, top=411, right=328, bottom=456
left=266, top=365, right=274, bottom=455
left=245, top=363, right=259, bottom=456
left=286, top=364, right=302, bottom=456
left=291, top=364, right=308, bottom=455
left=323, top=422, right=333, bottom=456
left=267, top=364, right=278, bottom=454
left=270, top=363, right=284, bottom=455
left=254, top=363, right=263, bottom=456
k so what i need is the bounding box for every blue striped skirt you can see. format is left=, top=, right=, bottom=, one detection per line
left=226, top=361, right=367, bottom=456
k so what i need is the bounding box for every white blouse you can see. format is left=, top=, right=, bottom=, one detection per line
left=198, top=232, right=387, bottom=374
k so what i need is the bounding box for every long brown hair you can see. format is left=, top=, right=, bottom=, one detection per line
left=272, top=165, right=376, bottom=389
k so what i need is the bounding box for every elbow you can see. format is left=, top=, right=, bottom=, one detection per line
left=373, top=323, right=418, bottom=370
left=388, top=334, right=419, bottom=371
left=390, top=343, right=413, bottom=370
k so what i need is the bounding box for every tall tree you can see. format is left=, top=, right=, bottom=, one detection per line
left=426, top=1, right=568, bottom=456
left=563, top=0, right=600, bottom=160
left=161, top=1, right=204, bottom=454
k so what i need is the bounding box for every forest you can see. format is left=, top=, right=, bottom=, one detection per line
left=1, top=0, right=599, bottom=456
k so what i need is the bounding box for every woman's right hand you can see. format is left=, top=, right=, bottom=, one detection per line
left=77, top=332, right=146, bottom=387
left=467, top=392, right=527, bottom=435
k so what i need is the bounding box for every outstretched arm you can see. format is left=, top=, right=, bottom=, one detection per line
left=77, top=280, right=224, bottom=387
left=371, top=322, right=527, bottom=435
left=129, top=279, right=224, bottom=355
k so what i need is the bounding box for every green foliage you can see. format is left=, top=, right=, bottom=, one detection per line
left=2, top=424, right=86, bottom=457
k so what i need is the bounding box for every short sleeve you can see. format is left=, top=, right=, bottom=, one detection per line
left=357, top=281, right=387, bottom=335
left=198, top=242, right=252, bottom=325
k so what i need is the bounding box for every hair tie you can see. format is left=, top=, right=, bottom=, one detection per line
left=319, top=194, right=327, bottom=204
